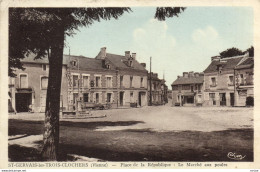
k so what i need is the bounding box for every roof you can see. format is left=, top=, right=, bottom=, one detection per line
left=21, top=54, right=105, bottom=70
left=105, top=53, right=147, bottom=71
left=235, top=57, right=254, bottom=70
left=171, top=76, right=204, bottom=86
left=203, top=56, right=244, bottom=73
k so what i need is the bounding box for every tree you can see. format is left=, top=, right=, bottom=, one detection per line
left=219, top=47, right=244, bottom=58
left=9, top=7, right=185, bottom=161
left=246, top=46, right=254, bottom=57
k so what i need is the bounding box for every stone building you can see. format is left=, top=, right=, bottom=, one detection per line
left=9, top=54, right=68, bottom=113
left=9, top=47, right=148, bottom=113
left=96, top=47, right=148, bottom=107
left=203, top=54, right=248, bottom=106
left=171, top=71, right=204, bottom=106
left=234, top=56, right=254, bottom=106
left=148, top=72, right=168, bottom=105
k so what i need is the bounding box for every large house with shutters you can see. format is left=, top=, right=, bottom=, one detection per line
left=95, top=47, right=148, bottom=107
left=8, top=47, right=148, bottom=113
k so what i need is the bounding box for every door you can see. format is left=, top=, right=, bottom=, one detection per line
left=15, top=93, right=31, bottom=112
left=138, top=92, right=142, bottom=106
left=230, top=93, right=234, bottom=106
left=220, top=93, right=226, bottom=106
left=120, top=92, right=124, bottom=106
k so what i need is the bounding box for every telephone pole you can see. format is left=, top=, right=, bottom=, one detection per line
left=149, top=56, right=152, bottom=106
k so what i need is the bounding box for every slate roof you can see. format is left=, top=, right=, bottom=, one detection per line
left=203, top=56, right=244, bottom=73
left=105, top=53, right=147, bottom=71
left=21, top=54, right=105, bottom=70
left=235, top=57, right=254, bottom=70
left=171, top=76, right=204, bottom=86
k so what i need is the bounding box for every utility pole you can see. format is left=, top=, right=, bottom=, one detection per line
left=149, top=57, right=152, bottom=106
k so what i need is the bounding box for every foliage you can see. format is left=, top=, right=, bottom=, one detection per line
left=219, top=47, right=244, bottom=58
left=246, top=46, right=254, bottom=57
left=9, top=8, right=131, bottom=77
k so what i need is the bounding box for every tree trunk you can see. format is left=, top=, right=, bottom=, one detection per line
left=41, top=26, right=65, bottom=161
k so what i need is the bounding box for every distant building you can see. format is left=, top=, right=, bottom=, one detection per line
left=148, top=72, right=168, bottom=105
left=203, top=54, right=248, bottom=106
left=171, top=71, right=204, bottom=106
left=234, top=56, right=254, bottom=106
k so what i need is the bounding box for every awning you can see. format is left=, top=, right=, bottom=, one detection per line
left=16, top=88, right=34, bottom=93
left=181, top=92, right=195, bottom=96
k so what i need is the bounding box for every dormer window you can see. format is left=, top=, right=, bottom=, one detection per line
left=129, top=60, right=133, bottom=67
left=71, top=60, right=77, bottom=67
left=106, top=64, right=110, bottom=69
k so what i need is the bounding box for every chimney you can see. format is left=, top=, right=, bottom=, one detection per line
left=177, top=75, right=181, bottom=79
left=183, top=72, right=188, bottom=78
left=132, top=53, right=136, bottom=60
left=125, top=51, right=131, bottom=59
left=211, top=56, right=221, bottom=61
left=140, top=63, right=146, bottom=68
left=188, top=71, right=194, bottom=78
left=194, top=72, right=199, bottom=77
left=100, top=47, right=106, bottom=59
left=154, top=73, right=158, bottom=78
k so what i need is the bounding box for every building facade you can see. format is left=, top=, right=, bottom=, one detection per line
left=9, top=47, right=149, bottom=113
left=148, top=72, right=168, bottom=105
left=96, top=47, right=148, bottom=107
left=234, top=56, right=254, bottom=106
left=203, top=54, right=250, bottom=107
left=171, top=72, right=204, bottom=106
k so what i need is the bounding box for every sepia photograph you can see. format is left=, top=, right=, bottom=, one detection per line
left=1, top=0, right=259, bottom=169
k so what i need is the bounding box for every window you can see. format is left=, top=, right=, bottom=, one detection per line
left=83, top=93, right=89, bottom=103
left=129, top=60, right=133, bottom=67
left=211, top=77, right=216, bottom=87
left=130, top=76, right=133, bottom=87
left=20, top=74, right=28, bottom=88
left=42, top=64, right=47, bottom=71
left=83, top=75, right=89, bottom=88
left=41, top=76, right=48, bottom=89
left=191, top=86, right=194, bottom=92
left=229, top=76, right=234, bottom=85
left=120, top=76, right=123, bottom=87
left=95, top=76, right=101, bottom=87
left=130, top=92, right=134, bottom=102
left=240, top=74, right=244, bottom=85
left=140, top=77, right=144, bottom=87
left=182, top=85, right=190, bottom=90
left=107, top=93, right=112, bottom=103
left=153, top=83, right=157, bottom=90
left=72, top=75, right=79, bottom=87
left=106, top=77, right=112, bottom=88
left=172, top=85, right=178, bottom=91
left=106, top=64, right=110, bottom=69
left=95, top=93, right=99, bottom=103
left=198, top=85, right=201, bottom=92
left=209, top=93, right=216, bottom=105
left=71, top=60, right=77, bottom=67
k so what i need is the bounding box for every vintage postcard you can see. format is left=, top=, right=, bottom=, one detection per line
left=0, top=0, right=260, bottom=170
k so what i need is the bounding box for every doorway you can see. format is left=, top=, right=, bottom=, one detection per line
left=120, top=92, right=124, bottom=106
left=15, top=93, right=32, bottom=112
left=230, top=93, right=234, bottom=106
left=220, top=93, right=226, bottom=106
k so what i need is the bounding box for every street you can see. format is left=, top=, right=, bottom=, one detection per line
left=8, top=105, right=253, bottom=161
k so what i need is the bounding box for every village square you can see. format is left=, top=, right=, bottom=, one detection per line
left=6, top=7, right=254, bottom=162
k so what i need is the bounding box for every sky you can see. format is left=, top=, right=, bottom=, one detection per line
left=64, top=7, right=253, bottom=87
